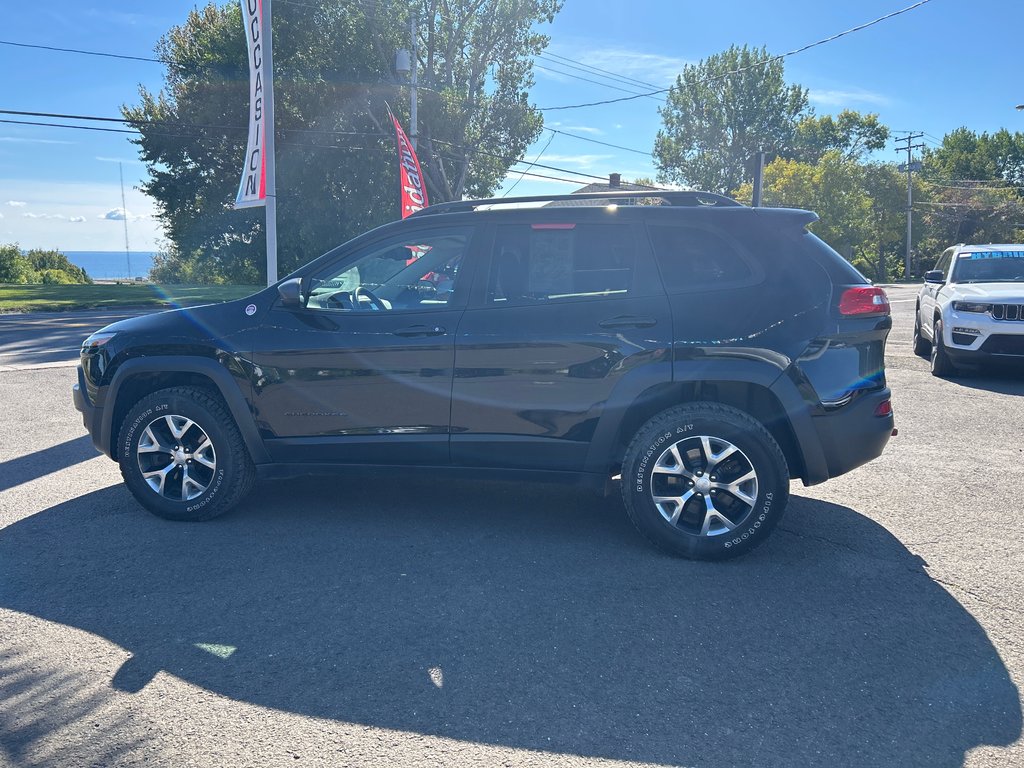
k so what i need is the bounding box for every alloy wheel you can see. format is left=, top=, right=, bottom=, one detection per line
left=136, top=414, right=217, bottom=501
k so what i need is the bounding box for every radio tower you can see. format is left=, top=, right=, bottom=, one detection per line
left=119, top=163, right=132, bottom=280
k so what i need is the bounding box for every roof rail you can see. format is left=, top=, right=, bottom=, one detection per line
left=410, top=190, right=743, bottom=217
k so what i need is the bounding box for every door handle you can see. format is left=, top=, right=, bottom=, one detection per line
left=393, top=325, right=447, bottom=337
left=598, top=315, right=657, bottom=329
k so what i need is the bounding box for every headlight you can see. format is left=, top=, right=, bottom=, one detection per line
left=951, top=301, right=990, bottom=313
left=82, top=332, right=117, bottom=352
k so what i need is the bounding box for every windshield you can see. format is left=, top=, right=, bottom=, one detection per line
left=950, top=251, right=1024, bottom=283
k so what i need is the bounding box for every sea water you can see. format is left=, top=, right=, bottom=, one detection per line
left=63, top=252, right=157, bottom=280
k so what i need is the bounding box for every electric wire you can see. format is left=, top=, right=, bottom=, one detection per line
left=540, top=51, right=661, bottom=90
left=0, top=112, right=609, bottom=183
left=502, top=130, right=557, bottom=197
left=539, top=0, right=935, bottom=111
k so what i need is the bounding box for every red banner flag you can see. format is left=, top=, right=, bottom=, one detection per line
left=389, top=112, right=429, bottom=218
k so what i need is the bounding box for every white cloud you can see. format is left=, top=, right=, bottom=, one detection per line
left=6, top=201, right=27, bottom=207
left=542, top=153, right=615, bottom=169
left=557, top=125, right=604, bottom=136
left=0, top=178, right=163, bottom=250
left=0, top=212, right=4, bottom=219
left=69, top=216, right=86, bottom=223
left=95, top=156, right=144, bottom=165
left=101, top=208, right=149, bottom=222
left=0, top=137, right=75, bottom=145
left=22, top=212, right=66, bottom=220
left=808, top=88, right=891, bottom=108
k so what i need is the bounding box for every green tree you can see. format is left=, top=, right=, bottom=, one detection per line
left=736, top=153, right=916, bottom=280
left=24, top=248, right=90, bottom=283
left=919, top=127, right=1024, bottom=249
left=127, top=0, right=561, bottom=284
left=790, top=110, right=890, bottom=165
left=0, top=244, right=35, bottom=283
left=654, top=45, right=809, bottom=195
left=0, top=245, right=90, bottom=284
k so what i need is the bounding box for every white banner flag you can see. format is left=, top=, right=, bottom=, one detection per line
left=235, top=0, right=266, bottom=209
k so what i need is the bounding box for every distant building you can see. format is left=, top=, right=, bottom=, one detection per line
left=546, top=173, right=663, bottom=206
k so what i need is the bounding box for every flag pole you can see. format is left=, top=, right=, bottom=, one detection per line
left=263, top=0, right=278, bottom=286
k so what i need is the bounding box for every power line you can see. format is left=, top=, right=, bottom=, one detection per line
left=0, top=110, right=610, bottom=183
left=540, top=51, right=661, bottom=90
left=502, top=130, right=557, bottom=197
left=543, top=127, right=650, bottom=156
left=540, top=0, right=935, bottom=111
left=0, top=38, right=162, bottom=63
left=533, top=62, right=661, bottom=100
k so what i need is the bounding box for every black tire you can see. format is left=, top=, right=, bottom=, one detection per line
left=117, top=386, right=255, bottom=521
left=912, top=308, right=931, bottom=357
left=930, top=318, right=956, bottom=377
left=621, top=402, right=789, bottom=561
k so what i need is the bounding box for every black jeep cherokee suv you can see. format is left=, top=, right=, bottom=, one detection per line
left=74, top=190, right=894, bottom=560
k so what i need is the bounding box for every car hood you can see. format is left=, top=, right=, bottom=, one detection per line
left=948, top=283, right=1024, bottom=302
left=96, top=297, right=256, bottom=342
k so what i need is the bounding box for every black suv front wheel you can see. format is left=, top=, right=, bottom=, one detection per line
left=621, top=403, right=789, bottom=560
left=117, top=386, right=255, bottom=521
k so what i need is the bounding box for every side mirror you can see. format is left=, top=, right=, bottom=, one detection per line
left=277, top=277, right=304, bottom=307
left=924, top=270, right=945, bottom=284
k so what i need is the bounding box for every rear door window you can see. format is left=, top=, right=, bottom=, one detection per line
left=647, top=223, right=763, bottom=293
left=486, top=223, right=637, bottom=304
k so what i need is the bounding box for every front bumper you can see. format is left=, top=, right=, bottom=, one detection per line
left=73, top=365, right=107, bottom=458
left=941, top=306, right=1024, bottom=363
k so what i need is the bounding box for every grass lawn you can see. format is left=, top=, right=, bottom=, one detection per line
left=0, top=283, right=263, bottom=313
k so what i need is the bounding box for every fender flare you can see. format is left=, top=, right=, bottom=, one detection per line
left=100, top=356, right=269, bottom=464
left=584, top=351, right=828, bottom=484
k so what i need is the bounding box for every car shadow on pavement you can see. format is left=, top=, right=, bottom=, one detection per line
left=0, top=479, right=1019, bottom=767
left=0, top=435, right=97, bottom=493
left=943, top=363, right=1024, bottom=395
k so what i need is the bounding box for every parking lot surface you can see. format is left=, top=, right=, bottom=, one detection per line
left=0, top=284, right=1022, bottom=767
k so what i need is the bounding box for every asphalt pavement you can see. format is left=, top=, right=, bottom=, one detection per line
left=0, top=286, right=1022, bottom=768
left=0, top=308, right=158, bottom=370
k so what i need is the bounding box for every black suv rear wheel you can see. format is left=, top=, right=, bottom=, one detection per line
left=621, top=403, right=789, bottom=560
left=117, top=386, right=255, bottom=521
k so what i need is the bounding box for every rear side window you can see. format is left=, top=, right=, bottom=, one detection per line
left=487, top=223, right=636, bottom=303
left=647, top=223, right=762, bottom=293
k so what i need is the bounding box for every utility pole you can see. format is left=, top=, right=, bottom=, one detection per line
left=395, top=11, right=418, bottom=148
left=895, top=132, right=924, bottom=277
left=409, top=10, right=418, bottom=150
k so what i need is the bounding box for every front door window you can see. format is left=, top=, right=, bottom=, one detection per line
left=307, top=228, right=471, bottom=312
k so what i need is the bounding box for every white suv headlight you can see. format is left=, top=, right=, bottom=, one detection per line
left=951, top=301, right=991, bottom=313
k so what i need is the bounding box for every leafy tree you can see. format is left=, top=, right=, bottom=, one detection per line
left=0, top=244, right=90, bottom=284
left=127, top=0, right=561, bottom=284
left=0, top=244, right=35, bottom=283
left=736, top=153, right=916, bottom=280
left=654, top=45, right=809, bottom=195
left=918, top=128, right=1024, bottom=251
left=24, top=248, right=90, bottom=283
left=790, top=110, right=890, bottom=165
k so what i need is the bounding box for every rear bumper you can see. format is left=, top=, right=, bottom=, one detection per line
left=804, top=388, right=893, bottom=485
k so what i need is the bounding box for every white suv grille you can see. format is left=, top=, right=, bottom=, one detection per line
left=990, top=304, right=1024, bottom=321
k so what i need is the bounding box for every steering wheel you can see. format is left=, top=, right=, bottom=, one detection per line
left=353, top=285, right=387, bottom=311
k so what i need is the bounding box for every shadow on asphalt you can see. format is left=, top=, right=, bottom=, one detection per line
left=0, top=435, right=97, bottom=493
left=942, top=363, right=1024, bottom=395
left=0, top=478, right=1019, bottom=767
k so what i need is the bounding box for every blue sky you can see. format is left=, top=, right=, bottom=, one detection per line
left=1, top=0, right=1022, bottom=251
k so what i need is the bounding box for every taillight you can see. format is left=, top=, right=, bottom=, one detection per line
left=839, top=286, right=890, bottom=316
left=874, top=399, right=892, bottom=417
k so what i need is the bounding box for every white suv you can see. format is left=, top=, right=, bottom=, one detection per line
left=914, top=244, right=1024, bottom=376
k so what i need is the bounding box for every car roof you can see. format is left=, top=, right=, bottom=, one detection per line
left=955, top=244, right=1024, bottom=253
